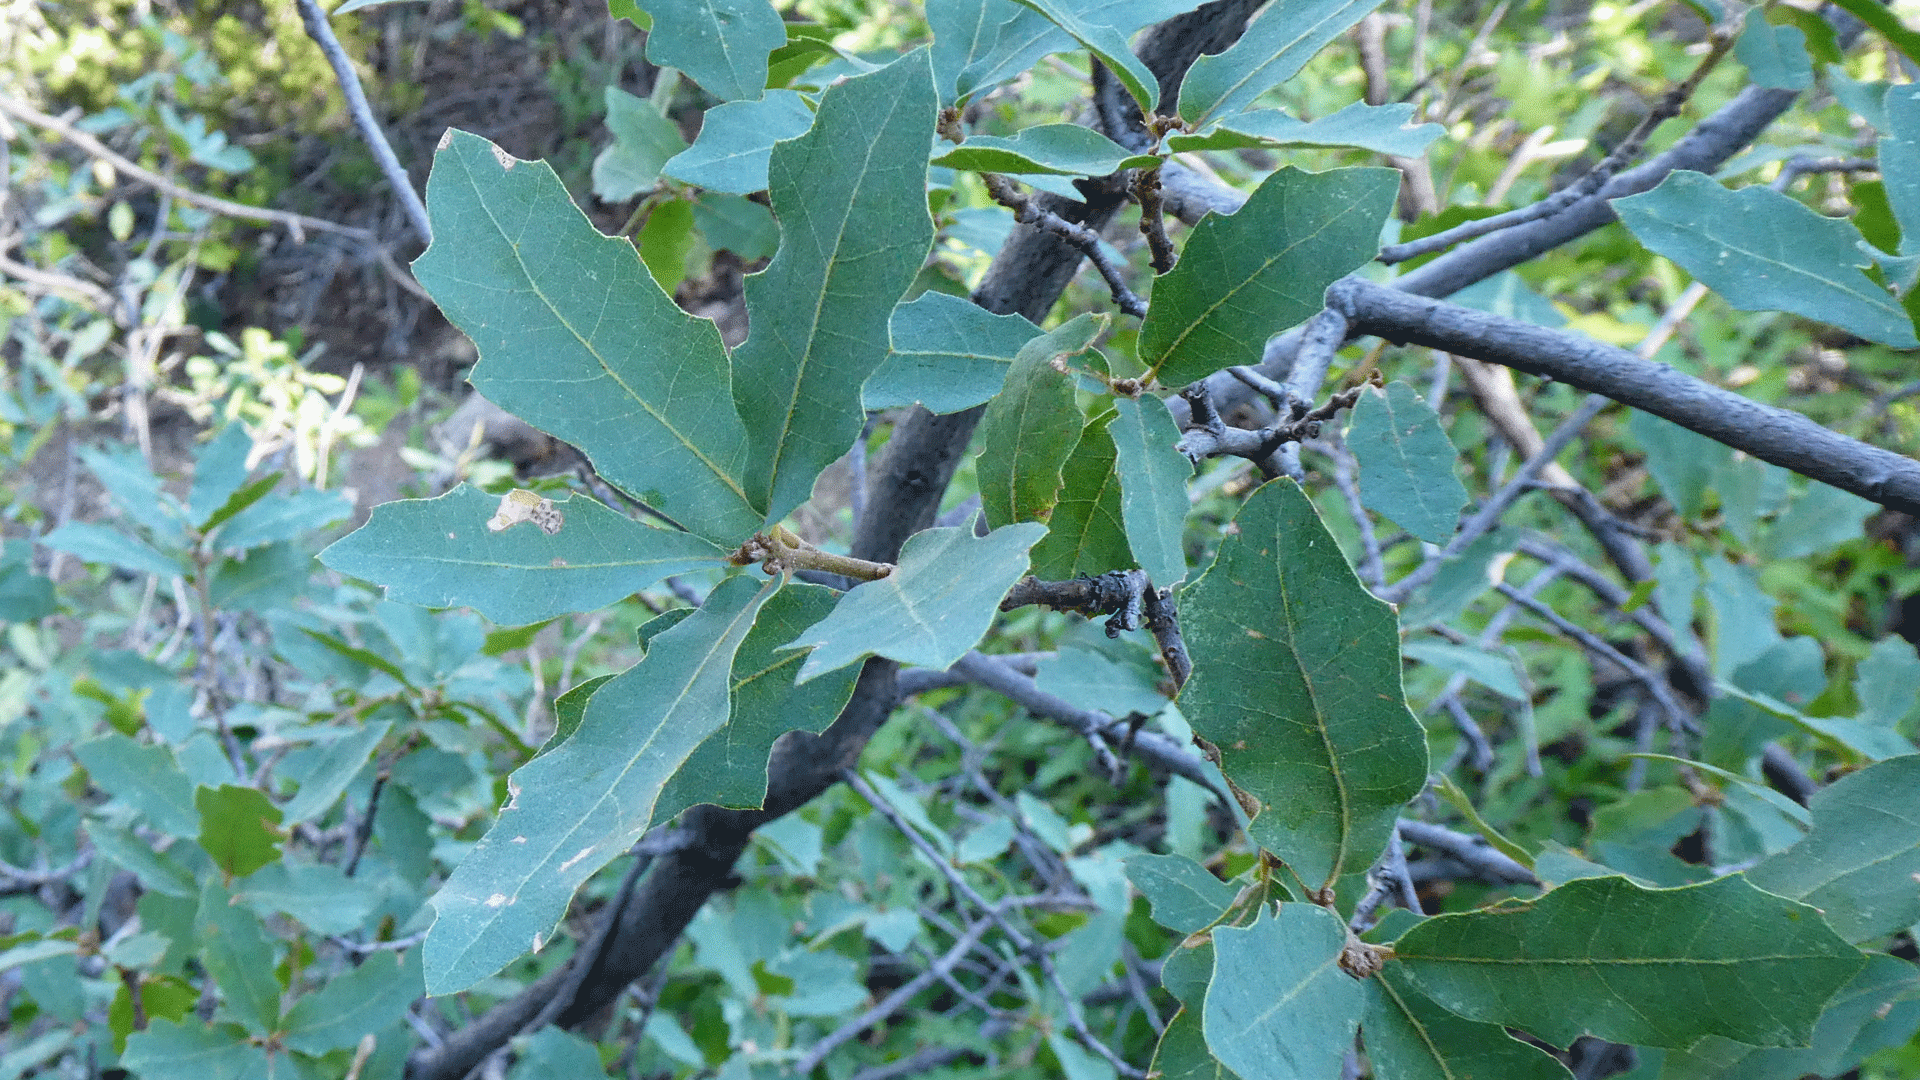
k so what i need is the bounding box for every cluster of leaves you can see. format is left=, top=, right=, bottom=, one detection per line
left=4, top=0, right=1920, bottom=1076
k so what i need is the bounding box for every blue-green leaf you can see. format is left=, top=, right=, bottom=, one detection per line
left=1748, top=754, right=1920, bottom=943
left=423, top=575, right=774, bottom=994
left=1125, top=853, right=1236, bottom=933
left=1140, top=167, right=1398, bottom=388
left=1027, top=410, right=1135, bottom=579
left=1204, top=905, right=1363, bottom=1080
left=592, top=86, right=688, bottom=202
left=121, top=1020, right=271, bottom=1080
left=1347, top=380, right=1467, bottom=544
left=40, top=522, right=179, bottom=577
left=281, top=948, right=424, bottom=1055
left=1613, top=170, right=1918, bottom=347
left=74, top=735, right=199, bottom=839
left=1880, top=84, right=1920, bottom=255
left=1735, top=9, right=1813, bottom=90
left=279, top=721, right=392, bottom=824
left=932, top=124, right=1160, bottom=176
left=936, top=0, right=1070, bottom=103
left=663, top=90, right=815, bottom=194
left=638, top=0, right=786, bottom=101
left=733, top=50, right=938, bottom=525
left=196, top=878, right=281, bottom=1034
left=977, top=315, right=1101, bottom=528
left=1363, top=965, right=1573, bottom=1080
left=864, top=292, right=1042, bottom=414
left=320, top=485, right=726, bottom=625
left=1179, top=0, right=1386, bottom=125
left=1007, top=0, right=1159, bottom=112
left=413, top=131, right=761, bottom=544
left=189, top=424, right=254, bottom=526
left=1109, top=396, right=1191, bottom=585
left=1167, top=102, right=1443, bottom=157
left=784, top=523, right=1047, bottom=682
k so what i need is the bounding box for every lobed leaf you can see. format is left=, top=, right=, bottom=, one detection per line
left=422, top=575, right=775, bottom=994
left=1204, top=904, right=1363, bottom=1080
left=1178, top=479, right=1428, bottom=889
left=1006, top=0, right=1160, bottom=112
left=732, top=50, right=938, bottom=525
left=1363, top=965, right=1573, bottom=1080
left=280, top=948, right=424, bottom=1056
left=637, top=0, right=786, bottom=101
left=592, top=86, right=688, bottom=202
left=1139, top=167, right=1398, bottom=388
left=662, top=90, right=815, bottom=194
left=1125, top=853, right=1237, bottom=933
left=1393, top=873, right=1866, bottom=1048
left=864, top=291, right=1042, bottom=414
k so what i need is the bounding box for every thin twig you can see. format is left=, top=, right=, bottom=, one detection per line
left=983, top=173, right=1146, bottom=318
left=1132, top=164, right=1177, bottom=274
left=293, top=0, right=432, bottom=244
left=794, top=914, right=997, bottom=1073
left=1397, top=819, right=1537, bottom=886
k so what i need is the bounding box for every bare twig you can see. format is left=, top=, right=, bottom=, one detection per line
left=293, top=0, right=432, bottom=243
left=1132, top=164, right=1178, bottom=274
left=1397, top=819, right=1537, bottom=886
left=982, top=173, right=1147, bottom=318
left=794, top=914, right=997, bottom=1072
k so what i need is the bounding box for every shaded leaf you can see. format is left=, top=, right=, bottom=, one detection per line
left=1659, top=954, right=1920, bottom=1080
left=234, top=861, right=381, bottom=937
left=0, top=541, right=56, bottom=621
left=932, top=124, right=1160, bottom=176
left=1125, top=853, right=1236, bottom=933
left=195, top=785, right=283, bottom=879
left=1204, top=904, right=1363, bottom=1080
left=785, top=523, right=1046, bottom=682
left=216, top=488, right=353, bottom=550
left=1715, top=683, right=1913, bottom=761
left=1347, top=381, right=1467, bottom=544
left=1140, top=167, right=1398, bottom=387
left=196, top=878, right=281, bottom=1035
left=1856, top=636, right=1920, bottom=730
left=1033, top=639, right=1165, bottom=717
left=74, top=735, right=199, bottom=839
left=1109, top=395, right=1191, bottom=585
left=1879, top=84, right=1920, bottom=256
left=1168, top=102, right=1443, bottom=157
left=1393, top=873, right=1865, bottom=1048
left=1179, top=0, right=1386, bottom=124
left=1403, top=640, right=1523, bottom=700
left=281, top=948, right=424, bottom=1055
left=279, top=721, right=392, bottom=824
left=1762, top=480, right=1876, bottom=559
left=694, top=193, right=779, bottom=260
left=1007, top=0, right=1159, bottom=111
left=423, top=575, right=774, bottom=994
left=1613, top=170, right=1917, bottom=347
left=1027, top=410, right=1135, bottom=579
left=865, top=291, right=1042, bottom=413
left=1178, top=480, right=1428, bottom=889
left=592, top=87, right=688, bottom=202
left=639, top=0, right=786, bottom=101
left=654, top=583, right=860, bottom=819
left=79, top=444, right=186, bottom=544
left=936, top=0, right=1071, bottom=103
left=1155, top=1007, right=1242, bottom=1080
left=662, top=90, right=814, bottom=194
left=120, top=1020, right=271, bottom=1080
left=1748, top=753, right=1920, bottom=943
left=39, top=522, right=179, bottom=577
left=412, top=131, right=761, bottom=545
left=1362, top=964, right=1573, bottom=1080
left=189, top=424, right=253, bottom=526
left=320, top=485, right=725, bottom=625
left=86, top=819, right=196, bottom=897
left=733, top=50, right=938, bottom=525
left=976, top=315, right=1101, bottom=527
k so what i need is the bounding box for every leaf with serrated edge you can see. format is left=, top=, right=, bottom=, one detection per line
left=321, top=485, right=725, bottom=625
left=932, top=124, right=1160, bottom=176
left=1028, top=410, right=1134, bottom=579
left=1110, top=396, right=1191, bottom=585
left=1614, top=171, right=1917, bottom=347
left=1393, top=873, right=1865, bottom=1049
left=1180, top=0, right=1386, bottom=124
left=662, top=91, right=815, bottom=194
left=1168, top=102, right=1443, bottom=157
left=1140, top=167, right=1398, bottom=388
left=654, top=584, right=860, bottom=819
left=1178, top=479, right=1427, bottom=890
left=412, top=132, right=760, bottom=545
left=1735, top=9, right=1813, bottom=90
left=1347, top=381, right=1467, bottom=543
left=639, top=0, right=786, bottom=102
left=1363, top=965, right=1573, bottom=1080
left=733, top=50, right=937, bottom=525
left=976, top=315, right=1100, bottom=527
left=423, top=575, right=775, bottom=994
left=1748, top=754, right=1920, bottom=944
left=864, top=292, right=1042, bottom=414
left=784, top=523, right=1046, bottom=683
left=1204, top=904, right=1363, bottom=1080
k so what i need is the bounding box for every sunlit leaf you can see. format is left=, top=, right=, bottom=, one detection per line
left=1167, top=102, right=1443, bottom=157
left=638, top=0, right=787, bottom=101
left=1179, top=0, right=1386, bottom=124
left=932, top=124, right=1159, bottom=176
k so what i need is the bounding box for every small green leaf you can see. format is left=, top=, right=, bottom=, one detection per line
left=215, top=489, right=353, bottom=550
left=281, top=948, right=424, bottom=1055
left=1826, top=0, right=1920, bottom=67
left=1204, top=904, right=1363, bottom=1080
left=1179, top=0, right=1386, bottom=124
left=1762, top=480, right=1876, bottom=559
left=40, top=522, right=179, bottom=577
left=932, top=124, right=1159, bottom=176
left=1154, top=1006, right=1242, bottom=1080
left=694, top=193, right=779, bottom=260
left=1735, top=9, right=1812, bottom=90
left=195, top=785, right=284, bottom=879
left=1715, top=683, right=1912, bottom=761
left=86, top=819, right=196, bottom=896
left=1179, top=480, right=1428, bottom=889
left=1393, top=873, right=1865, bottom=1048
left=0, top=542, right=56, bottom=622
left=196, top=878, right=282, bottom=1035
left=592, top=86, right=688, bottom=202
left=1027, top=410, right=1134, bottom=579
left=233, top=861, right=381, bottom=936
left=1109, top=396, right=1191, bottom=585
left=662, top=90, right=814, bottom=194
left=1140, top=167, right=1398, bottom=388
left=865, top=292, right=1043, bottom=414
left=189, top=425, right=254, bottom=526
left=784, top=522, right=1047, bottom=682
left=1168, top=102, right=1443, bottom=157
left=280, top=721, right=391, bottom=824
left=1346, top=381, right=1467, bottom=544
left=654, top=583, right=860, bottom=819
left=1879, top=85, right=1920, bottom=256
left=320, top=485, right=726, bottom=625
left=637, top=196, right=696, bottom=295
left=933, top=0, right=1070, bottom=104
left=1629, top=410, right=1731, bottom=519
left=976, top=316, right=1101, bottom=527
left=1125, top=853, right=1236, bottom=933
left=74, top=735, right=199, bottom=839
left=639, top=0, right=786, bottom=101
left=120, top=1019, right=271, bottom=1080
left=1748, top=754, right=1920, bottom=943
left=733, top=50, right=938, bottom=525
left=413, top=131, right=761, bottom=545
left=1403, top=640, right=1523, bottom=700
left=79, top=444, right=187, bottom=545
left=1007, top=0, right=1159, bottom=112
left=1033, top=639, right=1165, bottom=717
left=1856, top=637, right=1920, bottom=730
left=1613, top=171, right=1918, bottom=347
left=1363, top=965, right=1574, bottom=1080
left=423, top=575, right=774, bottom=994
